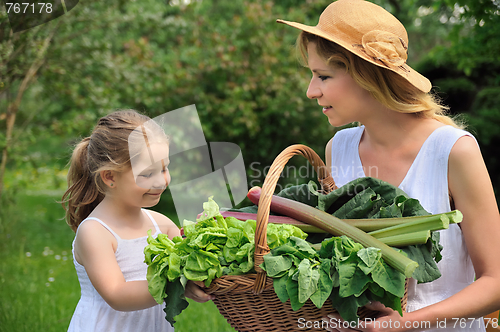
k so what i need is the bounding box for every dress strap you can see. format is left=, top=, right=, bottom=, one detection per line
left=143, top=209, right=162, bottom=234
left=80, top=217, right=122, bottom=240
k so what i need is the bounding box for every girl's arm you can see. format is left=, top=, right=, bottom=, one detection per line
left=74, top=220, right=158, bottom=311
left=147, top=210, right=181, bottom=238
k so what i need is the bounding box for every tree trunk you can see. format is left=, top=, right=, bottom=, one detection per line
left=0, top=25, right=59, bottom=201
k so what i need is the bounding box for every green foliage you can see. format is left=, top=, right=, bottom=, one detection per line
left=0, top=179, right=233, bottom=331
left=144, top=196, right=307, bottom=325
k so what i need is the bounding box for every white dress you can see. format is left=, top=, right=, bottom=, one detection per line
left=329, top=125, right=485, bottom=332
left=67, top=210, right=174, bottom=332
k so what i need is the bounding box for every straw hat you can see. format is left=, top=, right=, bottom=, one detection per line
left=277, top=0, right=431, bottom=93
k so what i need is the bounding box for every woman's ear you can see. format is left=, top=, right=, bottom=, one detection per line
left=100, top=170, right=116, bottom=188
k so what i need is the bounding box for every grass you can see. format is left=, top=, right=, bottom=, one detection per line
left=0, top=192, right=235, bottom=332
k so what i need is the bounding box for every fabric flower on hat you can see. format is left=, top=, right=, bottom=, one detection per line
left=362, top=30, right=408, bottom=68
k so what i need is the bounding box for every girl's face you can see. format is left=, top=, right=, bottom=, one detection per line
left=306, top=42, right=374, bottom=127
left=114, top=143, right=170, bottom=208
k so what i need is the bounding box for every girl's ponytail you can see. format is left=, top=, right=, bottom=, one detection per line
left=62, top=137, right=104, bottom=232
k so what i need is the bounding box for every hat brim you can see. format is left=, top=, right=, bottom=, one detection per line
left=276, top=19, right=431, bottom=93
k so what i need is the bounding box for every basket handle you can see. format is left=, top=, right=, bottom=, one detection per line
left=251, top=144, right=337, bottom=294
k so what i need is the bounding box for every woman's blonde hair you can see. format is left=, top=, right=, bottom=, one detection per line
left=298, top=32, right=464, bottom=129
left=61, top=110, right=167, bottom=232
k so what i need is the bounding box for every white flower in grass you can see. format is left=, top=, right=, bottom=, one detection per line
left=48, top=277, right=55, bottom=282
left=25, top=252, right=31, bottom=257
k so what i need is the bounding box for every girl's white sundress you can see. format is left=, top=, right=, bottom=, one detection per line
left=67, top=209, right=174, bottom=332
left=330, top=125, right=485, bottom=332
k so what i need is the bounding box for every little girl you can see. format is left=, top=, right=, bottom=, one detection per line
left=62, top=110, right=212, bottom=332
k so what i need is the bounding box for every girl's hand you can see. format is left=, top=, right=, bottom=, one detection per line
left=323, top=302, right=411, bottom=332
left=185, top=280, right=215, bottom=303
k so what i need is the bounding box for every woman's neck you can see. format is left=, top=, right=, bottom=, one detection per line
left=360, top=109, right=442, bottom=151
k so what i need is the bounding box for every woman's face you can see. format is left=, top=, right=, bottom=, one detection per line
left=306, top=42, right=374, bottom=127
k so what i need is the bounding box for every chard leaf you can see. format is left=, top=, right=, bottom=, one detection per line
left=262, top=255, right=293, bottom=278
left=277, top=183, right=318, bottom=207
left=163, top=278, right=189, bottom=326
left=310, top=260, right=334, bottom=308
left=332, top=188, right=380, bottom=219
left=338, top=254, right=371, bottom=298
left=273, top=274, right=290, bottom=303
left=297, top=259, right=320, bottom=303
left=430, top=231, right=443, bottom=263
left=289, top=236, right=317, bottom=257
left=402, top=242, right=442, bottom=283
left=329, top=288, right=370, bottom=323
left=357, top=247, right=382, bottom=275
left=286, top=276, right=305, bottom=311
left=370, top=261, right=405, bottom=298
left=271, top=242, right=312, bottom=261
left=368, top=282, right=384, bottom=298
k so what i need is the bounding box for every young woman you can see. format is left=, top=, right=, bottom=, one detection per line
left=277, top=0, right=500, bottom=331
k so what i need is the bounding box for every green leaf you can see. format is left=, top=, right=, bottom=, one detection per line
left=163, top=278, right=189, bottom=326
left=329, top=288, right=370, bottom=323
left=166, top=253, right=181, bottom=281
left=338, top=254, right=371, bottom=298
left=357, top=247, right=382, bottom=275
left=310, top=260, right=334, bottom=308
left=370, top=261, right=406, bottom=298
left=297, top=259, right=320, bottom=303
left=273, top=274, right=290, bottom=303
left=262, top=254, right=293, bottom=278
left=402, top=242, right=442, bottom=283
left=286, top=275, right=306, bottom=311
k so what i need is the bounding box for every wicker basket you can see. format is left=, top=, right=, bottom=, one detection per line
left=203, top=144, right=408, bottom=331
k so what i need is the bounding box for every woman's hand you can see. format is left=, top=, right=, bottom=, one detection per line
left=184, top=280, right=215, bottom=303
left=323, top=302, right=411, bottom=332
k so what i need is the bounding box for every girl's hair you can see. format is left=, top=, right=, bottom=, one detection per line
left=297, top=32, right=464, bottom=129
left=61, top=110, right=167, bottom=232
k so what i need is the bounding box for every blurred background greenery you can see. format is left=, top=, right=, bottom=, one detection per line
left=1, top=0, right=499, bottom=331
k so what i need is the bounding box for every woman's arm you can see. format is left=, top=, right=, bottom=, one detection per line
left=324, top=136, right=500, bottom=331
left=74, top=220, right=158, bottom=311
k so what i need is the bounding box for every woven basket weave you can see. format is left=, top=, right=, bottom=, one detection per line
left=203, top=144, right=408, bottom=331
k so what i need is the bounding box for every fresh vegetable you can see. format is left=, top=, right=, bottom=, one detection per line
left=260, top=235, right=406, bottom=323
left=239, top=178, right=452, bottom=283
left=144, top=197, right=308, bottom=326
left=367, top=212, right=460, bottom=239
left=247, top=186, right=419, bottom=278
left=223, top=210, right=461, bottom=242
